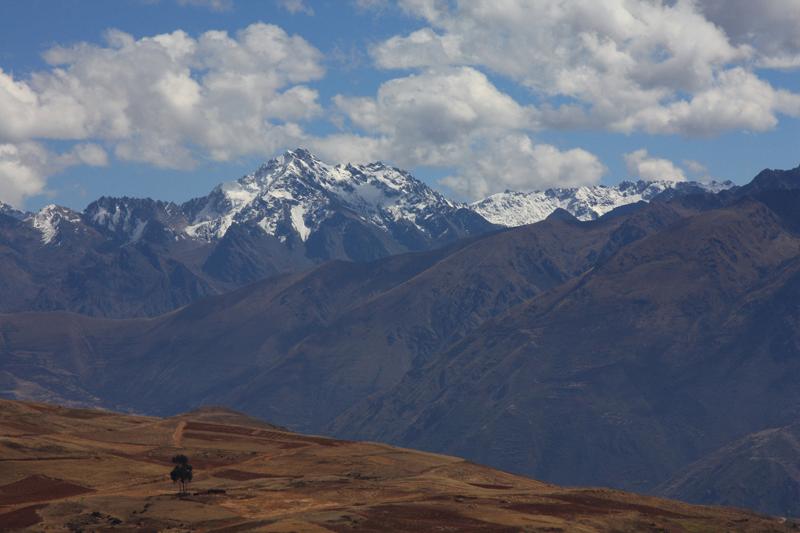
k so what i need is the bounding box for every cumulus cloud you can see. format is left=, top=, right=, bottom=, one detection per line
left=315, top=67, right=603, bottom=199
left=0, top=23, right=323, bottom=204
left=3, top=24, right=324, bottom=157
left=373, top=0, right=800, bottom=137
left=699, top=0, right=800, bottom=69
left=624, top=149, right=686, bottom=182
left=0, top=142, right=107, bottom=207
left=440, top=135, right=606, bottom=199
left=276, top=0, right=314, bottom=15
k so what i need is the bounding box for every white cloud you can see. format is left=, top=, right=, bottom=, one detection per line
left=683, top=159, right=707, bottom=175
left=0, top=144, right=49, bottom=208
left=335, top=67, right=536, bottom=144
left=276, top=0, right=314, bottom=15
left=325, top=67, right=537, bottom=170
left=68, top=143, right=109, bottom=168
left=440, top=135, right=606, bottom=199
left=699, top=0, right=800, bottom=69
left=374, top=0, right=800, bottom=137
left=5, top=24, right=324, bottom=158
left=0, top=142, right=107, bottom=207
left=0, top=23, right=324, bottom=204
left=624, top=149, right=686, bottom=182
left=317, top=67, right=602, bottom=199
left=618, top=68, right=800, bottom=136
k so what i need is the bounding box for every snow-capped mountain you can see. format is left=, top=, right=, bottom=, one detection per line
left=182, top=148, right=485, bottom=246
left=0, top=149, right=495, bottom=317
left=471, top=180, right=734, bottom=227
left=20, top=149, right=490, bottom=251
left=30, top=204, right=84, bottom=245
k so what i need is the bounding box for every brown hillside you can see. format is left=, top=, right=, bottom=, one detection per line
left=0, top=399, right=793, bottom=532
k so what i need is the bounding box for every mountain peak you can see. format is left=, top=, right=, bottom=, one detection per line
left=31, top=204, right=82, bottom=245
left=269, top=147, right=323, bottom=170
left=183, top=151, right=475, bottom=244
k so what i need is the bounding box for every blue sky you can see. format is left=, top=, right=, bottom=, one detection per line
left=1, top=0, right=799, bottom=210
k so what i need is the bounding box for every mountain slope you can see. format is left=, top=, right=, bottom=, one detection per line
left=332, top=196, right=800, bottom=495
left=0, top=202, right=675, bottom=430
left=2, top=399, right=790, bottom=533
left=657, top=423, right=800, bottom=518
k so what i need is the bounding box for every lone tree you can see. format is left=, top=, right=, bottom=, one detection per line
left=170, top=454, right=193, bottom=495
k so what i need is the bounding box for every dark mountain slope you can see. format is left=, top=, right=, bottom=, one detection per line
left=0, top=200, right=684, bottom=432
left=0, top=205, right=217, bottom=317
left=3, top=170, right=799, bottom=516
left=657, top=422, right=800, bottom=517
left=332, top=198, right=800, bottom=494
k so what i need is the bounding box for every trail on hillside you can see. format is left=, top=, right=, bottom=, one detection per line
left=172, top=421, right=186, bottom=448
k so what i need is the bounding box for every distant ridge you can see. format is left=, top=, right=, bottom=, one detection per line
left=472, top=179, right=733, bottom=227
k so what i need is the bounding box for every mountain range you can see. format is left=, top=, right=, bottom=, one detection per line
left=0, top=148, right=727, bottom=318
left=1, top=153, right=799, bottom=517
left=472, top=178, right=732, bottom=226
left=0, top=149, right=493, bottom=317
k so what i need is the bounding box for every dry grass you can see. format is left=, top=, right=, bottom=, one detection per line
left=0, top=399, right=795, bottom=532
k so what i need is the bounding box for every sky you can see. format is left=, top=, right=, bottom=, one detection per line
left=1, top=0, right=799, bottom=211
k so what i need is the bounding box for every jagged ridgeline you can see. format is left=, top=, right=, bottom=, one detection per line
left=0, top=149, right=493, bottom=317
left=0, top=148, right=729, bottom=318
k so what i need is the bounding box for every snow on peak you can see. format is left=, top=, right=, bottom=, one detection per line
left=472, top=180, right=733, bottom=227
left=31, top=204, right=82, bottom=245
left=184, top=148, right=460, bottom=242
left=0, top=201, right=26, bottom=220
left=84, top=197, right=185, bottom=243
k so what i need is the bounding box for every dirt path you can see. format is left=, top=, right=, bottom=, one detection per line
left=172, top=421, right=186, bottom=448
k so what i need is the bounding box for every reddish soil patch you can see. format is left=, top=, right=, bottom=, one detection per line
left=57, top=409, right=109, bottom=419
left=0, top=475, right=93, bottom=505
left=552, top=494, right=694, bottom=519
left=279, top=442, right=310, bottom=450
left=0, top=421, right=46, bottom=433
left=213, top=469, right=285, bottom=481
left=207, top=519, right=277, bottom=533
left=508, top=493, right=693, bottom=519
left=0, top=504, right=46, bottom=529
left=184, top=422, right=346, bottom=447
left=182, top=431, right=241, bottom=442
left=326, top=504, right=518, bottom=533
left=469, top=483, right=513, bottom=490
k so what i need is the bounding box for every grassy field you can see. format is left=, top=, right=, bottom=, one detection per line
left=0, top=399, right=795, bottom=532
